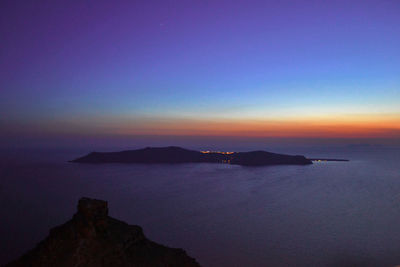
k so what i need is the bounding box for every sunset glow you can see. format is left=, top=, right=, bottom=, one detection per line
left=1, top=1, right=399, bottom=145
left=112, top=112, right=400, bottom=138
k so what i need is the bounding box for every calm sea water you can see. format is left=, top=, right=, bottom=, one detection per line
left=1, top=146, right=400, bottom=266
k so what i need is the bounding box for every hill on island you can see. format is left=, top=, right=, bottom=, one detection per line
left=71, top=146, right=312, bottom=166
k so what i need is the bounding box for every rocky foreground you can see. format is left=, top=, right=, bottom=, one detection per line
left=5, top=198, right=200, bottom=267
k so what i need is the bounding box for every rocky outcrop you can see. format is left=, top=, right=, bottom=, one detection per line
left=5, top=198, right=200, bottom=267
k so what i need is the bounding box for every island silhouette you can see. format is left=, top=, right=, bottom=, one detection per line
left=71, top=146, right=313, bottom=166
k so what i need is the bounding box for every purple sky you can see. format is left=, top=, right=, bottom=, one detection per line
left=1, top=0, right=400, bottom=148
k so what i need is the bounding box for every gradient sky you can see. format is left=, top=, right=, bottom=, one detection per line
left=1, top=0, right=400, bottom=145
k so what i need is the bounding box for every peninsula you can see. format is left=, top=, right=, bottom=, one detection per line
left=71, top=146, right=312, bottom=166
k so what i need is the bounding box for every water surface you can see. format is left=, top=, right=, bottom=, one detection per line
left=1, top=147, right=399, bottom=266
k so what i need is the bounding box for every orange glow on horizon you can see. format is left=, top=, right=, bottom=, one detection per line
left=118, top=113, right=400, bottom=138
left=9, top=113, right=399, bottom=139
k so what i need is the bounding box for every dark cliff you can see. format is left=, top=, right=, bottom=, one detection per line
left=71, top=146, right=312, bottom=166
left=5, top=198, right=200, bottom=267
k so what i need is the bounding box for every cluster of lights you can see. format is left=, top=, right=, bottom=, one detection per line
left=200, top=151, right=235, bottom=154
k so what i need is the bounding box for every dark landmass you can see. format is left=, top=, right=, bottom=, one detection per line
left=70, top=146, right=312, bottom=166
left=5, top=197, right=200, bottom=267
left=309, top=158, right=349, bottom=162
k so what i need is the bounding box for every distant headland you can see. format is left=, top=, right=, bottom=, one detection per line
left=70, top=146, right=313, bottom=166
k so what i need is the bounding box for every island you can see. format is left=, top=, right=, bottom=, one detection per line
left=70, top=146, right=313, bottom=166
left=5, top=197, right=199, bottom=267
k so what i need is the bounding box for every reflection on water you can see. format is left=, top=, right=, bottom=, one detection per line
left=0, top=147, right=399, bottom=266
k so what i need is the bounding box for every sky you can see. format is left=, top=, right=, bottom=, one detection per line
left=1, top=0, right=400, bottom=148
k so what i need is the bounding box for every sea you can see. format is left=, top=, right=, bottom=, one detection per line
left=1, top=145, right=400, bottom=266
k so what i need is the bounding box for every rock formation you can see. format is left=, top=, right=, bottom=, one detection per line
left=5, top=197, right=200, bottom=267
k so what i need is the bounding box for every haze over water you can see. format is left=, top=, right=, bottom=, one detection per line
left=1, top=145, right=399, bottom=266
